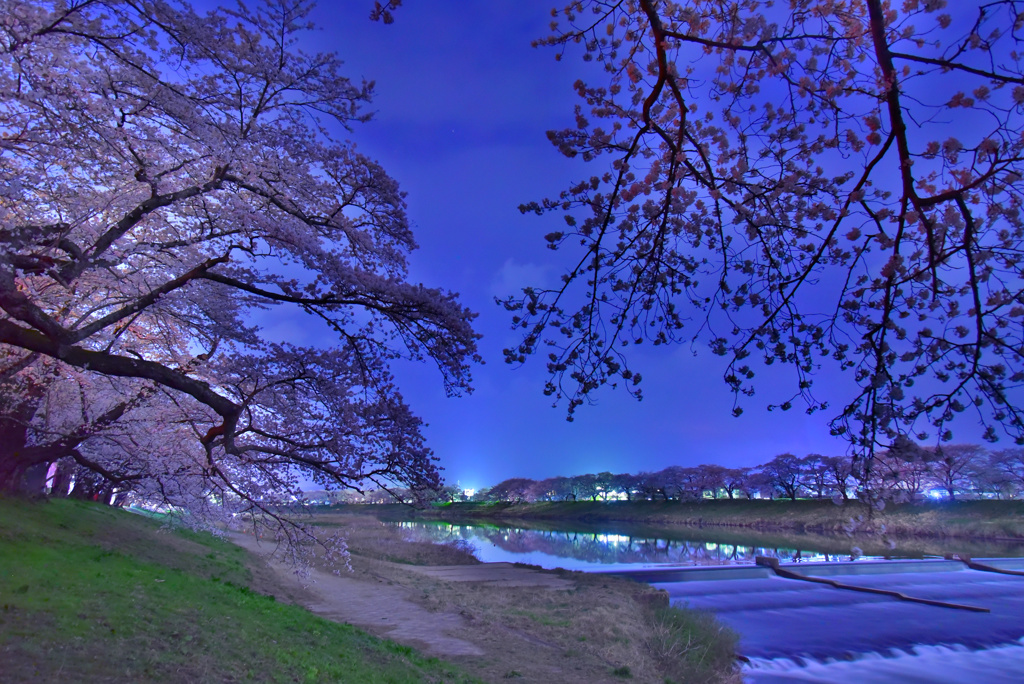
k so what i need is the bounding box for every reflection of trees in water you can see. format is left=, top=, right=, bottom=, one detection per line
left=393, top=523, right=850, bottom=565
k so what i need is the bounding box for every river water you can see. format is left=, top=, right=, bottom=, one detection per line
left=393, top=519, right=1024, bottom=682
left=390, top=519, right=1024, bottom=571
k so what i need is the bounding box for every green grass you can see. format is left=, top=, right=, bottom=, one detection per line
left=0, top=497, right=474, bottom=683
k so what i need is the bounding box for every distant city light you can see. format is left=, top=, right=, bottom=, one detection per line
left=597, top=533, right=631, bottom=545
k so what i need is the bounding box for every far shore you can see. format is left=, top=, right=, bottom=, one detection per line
left=326, top=498, right=1024, bottom=544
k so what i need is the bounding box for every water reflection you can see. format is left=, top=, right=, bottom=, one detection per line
left=391, top=521, right=876, bottom=570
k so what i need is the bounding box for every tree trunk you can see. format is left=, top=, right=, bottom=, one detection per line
left=49, top=459, right=75, bottom=497
left=21, top=462, right=48, bottom=494
left=0, top=406, right=34, bottom=492
left=0, top=370, right=51, bottom=493
left=0, top=448, right=52, bottom=495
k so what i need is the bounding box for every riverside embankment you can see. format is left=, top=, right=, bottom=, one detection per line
left=1, top=498, right=742, bottom=683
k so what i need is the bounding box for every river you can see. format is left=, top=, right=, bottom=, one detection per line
left=392, top=519, right=1024, bottom=682
left=389, top=519, right=1024, bottom=571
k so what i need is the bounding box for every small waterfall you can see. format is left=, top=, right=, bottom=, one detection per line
left=743, top=640, right=1024, bottom=683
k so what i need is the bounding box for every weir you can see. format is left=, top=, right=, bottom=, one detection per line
left=398, top=519, right=1024, bottom=679
left=606, top=558, right=1024, bottom=682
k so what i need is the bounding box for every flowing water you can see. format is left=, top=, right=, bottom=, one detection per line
left=393, top=519, right=1024, bottom=682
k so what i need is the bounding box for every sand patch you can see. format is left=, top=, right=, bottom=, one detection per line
left=230, top=532, right=485, bottom=656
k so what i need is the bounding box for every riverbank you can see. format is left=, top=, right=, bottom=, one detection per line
left=363, top=499, right=1024, bottom=542
left=1, top=499, right=740, bottom=683
left=305, top=511, right=740, bottom=682
left=0, top=497, right=471, bottom=683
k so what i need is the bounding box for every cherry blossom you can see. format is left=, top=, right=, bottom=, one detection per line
left=506, top=0, right=1024, bottom=456
left=0, top=0, right=479, bottom=555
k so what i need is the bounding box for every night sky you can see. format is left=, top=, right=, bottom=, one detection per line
left=273, top=2, right=987, bottom=490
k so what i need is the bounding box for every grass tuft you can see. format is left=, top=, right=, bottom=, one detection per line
left=646, top=605, right=739, bottom=684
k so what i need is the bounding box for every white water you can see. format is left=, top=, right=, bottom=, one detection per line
left=744, top=640, right=1024, bottom=683
left=651, top=562, right=1024, bottom=682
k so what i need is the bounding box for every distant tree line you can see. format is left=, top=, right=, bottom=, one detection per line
left=463, top=443, right=1024, bottom=505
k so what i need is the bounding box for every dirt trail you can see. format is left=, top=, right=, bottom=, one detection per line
left=403, top=562, right=574, bottom=588
left=229, top=533, right=573, bottom=658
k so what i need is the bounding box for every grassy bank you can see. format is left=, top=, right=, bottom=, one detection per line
left=373, top=499, right=1024, bottom=542
left=0, top=498, right=472, bottom=683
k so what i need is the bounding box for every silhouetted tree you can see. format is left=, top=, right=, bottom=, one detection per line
left=988, top=448, right=1024, bottom=498
left=927, top=444, right=986, bottom=501
left=761, top=454, right=804, bottom=501
left=692, top=464, right=728, bottom=499
left=821, top=456, right=858, bottom=502
left=721, top=468, right=751, bottom=500
left=610, top=472, right=640, bottom=501
left=488, top=478, right=538, bottom=503
left=800, top=455, right=831, bottom=499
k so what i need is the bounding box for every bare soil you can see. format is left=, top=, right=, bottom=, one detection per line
left=231, top=532, right=486, bottom=657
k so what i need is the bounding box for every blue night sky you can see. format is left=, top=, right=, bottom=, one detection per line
left=268, top=2, right=987, bottom=490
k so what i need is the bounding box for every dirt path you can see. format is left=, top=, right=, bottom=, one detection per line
left=230, top=533, right=573, bottom=658
left=403, top=562, right=574, bottom=588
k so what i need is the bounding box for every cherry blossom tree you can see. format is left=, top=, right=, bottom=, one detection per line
left=869, top=442, right=931, bottom=500
left=631, top=470, right=663, bottom=499
left=760, top=453, right=805, bottom=500
left=988, top=446, right=1024, bottom=495
left=655, top=464, right=704, bottom=499
left=593, top=469, right=617, bottom=498
left=820, top=454, right=859, bottom=501
left=0, top=0, right=479, bottom=550
left=610, top=470, right=640, bottom=499
left=571, top=472, right=602, bottom=500
left=720, top=466, right=751, bottom=499
left=925, top=443, right=985, bottom=499
left=488, top=477, right=537, bottom=502
left=691, top=463, right=727, bottom=497
left=799, top=454, right=831, bottom=499
left=506, top=0, right=1024, bottom=456
left=532, top=475, right=574, bottom=500
left=0, top=355, right=166, bottom=496
left=868, top=446, right=933, bottom=499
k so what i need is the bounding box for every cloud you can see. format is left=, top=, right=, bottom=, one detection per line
left=491, top=258, right=553, bottom=299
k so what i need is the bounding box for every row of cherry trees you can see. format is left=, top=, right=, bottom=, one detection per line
left=468, top=444, right=1024, bottom=504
